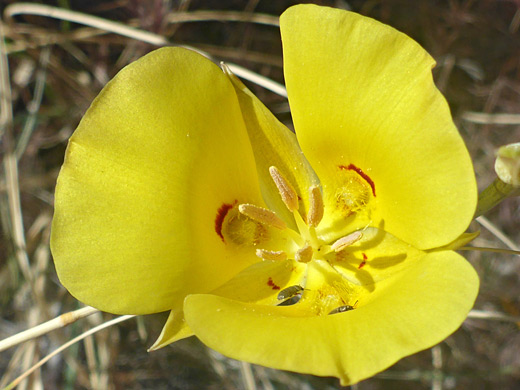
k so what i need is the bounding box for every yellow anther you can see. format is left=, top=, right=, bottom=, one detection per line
left=331, top=231, right=363, bottom=252
left=295, top=244, right=313, bottom=263
left=269, top=166, right=299, bottom=212
left=238, top=203, right=287, bottom=230
left=256, top=249, right=287, bottom=261
left=307, top=185, right=324, bottom=227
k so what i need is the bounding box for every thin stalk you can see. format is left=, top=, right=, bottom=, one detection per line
left=458, top=246, right=520, bottom=256
left=475, top=177, right=520, bottom=218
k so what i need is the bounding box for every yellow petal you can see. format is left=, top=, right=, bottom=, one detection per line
left=149, top=310, right=193, bottom=351
left=152, top=259, right=306, bottom=350
left=184, top=251, right=478, bottom=385
left=211, top=259, right=307, bottom=305
left=330, top=227, right=426, bottom=290
left=51, top=47, right=264, bottom=314
left=280, top=5, right=477, bottom=249
left=224, top=67, right=319, bottom=226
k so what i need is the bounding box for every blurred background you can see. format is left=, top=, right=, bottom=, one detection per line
left=0, top=0, right=519, bottom=389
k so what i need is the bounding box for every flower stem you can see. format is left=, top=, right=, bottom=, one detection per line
left=458, top=246, right=520, bottom=256
left=474, top=177, right=520, bottom=218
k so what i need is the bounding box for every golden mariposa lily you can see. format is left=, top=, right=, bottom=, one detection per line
left=51, top=4, right=479, bottom=385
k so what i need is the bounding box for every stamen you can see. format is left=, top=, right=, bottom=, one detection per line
left=331, top=231, right=363, bottom=252
left=238, top=203, right=287, bottom=230
left=295, top=244, right=313, bottom=263
left=269, top=166, right=299, bottom=212
left=256, top=249, right=287, bottom=261
left=307, top=185, right=324, bottom=227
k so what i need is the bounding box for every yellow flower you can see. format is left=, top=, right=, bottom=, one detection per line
left=51, top=4, right=479, bottom=385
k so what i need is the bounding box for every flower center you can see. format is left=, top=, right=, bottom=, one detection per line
left=216, top=165, right=376, bottom=315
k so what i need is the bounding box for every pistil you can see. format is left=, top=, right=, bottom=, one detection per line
left=293, top=209, right=320, bottom=249
left=295, top=244, right=313, bottom=263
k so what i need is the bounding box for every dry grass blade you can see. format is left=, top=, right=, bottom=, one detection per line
left=476, top=216, right=519, bottom=251
left=3, top=315, right=135, bottom=390
left=4, top=3, right=168, bottom=46
left=0, top=306, right=99, bottom=352
left=166, top=10, right=279, bottom=27
left=0, top=345, right=27, bottom=389
left=0, top=21, right=13, bottom=139
left=431, top=346, right=443, bottom=390
left=3, top=3, right=286, bottom=96
left=225, top=62, right=287, bottom=97
left=240, top=361, right=257, bottom=390
left=467, top=310, right=520, bottom=323
left=462, top=111, right=520, bottom=125
left=14, top=47, right=50, bottom=160
left=0, top=19, right=36, bottom=294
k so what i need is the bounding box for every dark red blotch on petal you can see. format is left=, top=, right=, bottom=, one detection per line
left=215, top=201, right=236, bottom=242
left=339, top=164, right=376, bottom=197
left=267, top=277, right=281, bottom=290
left=358, top=253, right=368, bottom=269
